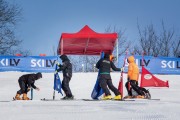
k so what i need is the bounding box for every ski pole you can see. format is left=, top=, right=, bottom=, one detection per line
left=53, top=90, right=55, bottom=100
left=31, top=88, right=33, bottom=100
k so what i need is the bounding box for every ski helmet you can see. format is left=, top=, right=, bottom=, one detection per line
left=36, top=72, right=42, bottom=78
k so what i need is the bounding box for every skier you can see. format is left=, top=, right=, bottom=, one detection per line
left=55, top=54, right=74, bottom=100
left=96, top=53, right=123, bottom=100
left=125, top=56, right=150, bottom=99
left=14, top=72, right=42, bottom=100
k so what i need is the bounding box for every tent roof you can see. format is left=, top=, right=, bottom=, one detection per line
left=57, top=25, right=118, bottom=55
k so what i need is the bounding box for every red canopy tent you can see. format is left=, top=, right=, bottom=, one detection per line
left=57, top=25, right=118, bottom=55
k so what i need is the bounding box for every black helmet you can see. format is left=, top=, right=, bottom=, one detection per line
left=60, top=54, right=69, bottom=62
left=104, top=53, right=110, bottom=59
left=36, top=72, right=42, bottom=78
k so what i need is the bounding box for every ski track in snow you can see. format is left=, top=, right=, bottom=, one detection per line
left=0, top=72, right=180, bottom=120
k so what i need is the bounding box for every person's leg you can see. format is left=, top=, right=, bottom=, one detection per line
left=15, top=80, right=25, bottom=100
left=125, top=81, right=132, bottom=96
left=130, top=81, right=144, bottom=96
left=99, top=76, right=111, bottom=96
left=62, top=77, right=73, bottom=98
left=22, top=84, right=30, bottom=100
left=140, top=87, right=151, bottom=99
left=107, top=79, right=120, bottom=96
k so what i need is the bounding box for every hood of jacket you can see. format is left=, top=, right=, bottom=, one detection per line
left=127, top=56, right=135, bottom=63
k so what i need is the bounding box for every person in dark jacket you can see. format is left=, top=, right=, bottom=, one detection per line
left=55, top=54, right=73, bottom=100
left=14, top=72, right=42, bottom=100
left=96, top=53, right=123, bottom=100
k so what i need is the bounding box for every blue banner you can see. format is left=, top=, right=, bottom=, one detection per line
left=118, top=55, right=180, bottom=75
left=0, top=56, right=59, bottom=72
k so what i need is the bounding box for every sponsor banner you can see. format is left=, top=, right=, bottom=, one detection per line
left=0, top=56, right=59, bottom=72
left=118, top=55, right=180, bottom=75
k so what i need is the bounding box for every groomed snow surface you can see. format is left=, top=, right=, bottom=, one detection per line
left=0, top=72, right=180, bottom=120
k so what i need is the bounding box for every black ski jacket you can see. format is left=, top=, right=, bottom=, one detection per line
left=18, top=74, right=38, bottom=89
left=57, top=55, right=72, bottom=78
left=96, top=58, right=121, bottom=74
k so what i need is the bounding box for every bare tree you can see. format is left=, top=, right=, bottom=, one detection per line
left=172, top=37, right=180, bottom=57
left=0, top=0, right=22, bottom=55
left=136, top=23, right=159, bottom=56
left=105, top=25, right=130, bottom=56
left=135, top=20, right=176, bottom=57
left=158, top=21, right=174, bottom=56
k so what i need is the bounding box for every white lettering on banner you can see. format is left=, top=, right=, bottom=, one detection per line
left=0, top=59, right=5, bottom=66
left=31, top=59, right=36, bottom=67
left=135, top=59, right=138, bottom=65
left=31, top=59, right=43, bottom=67
left=31, top=59, right=56, bottom=67
left=161, top=60, right=175, bottom=68
left=37, top=59, right=41, bottom=67
left=0, top=59, right=20, bottom=66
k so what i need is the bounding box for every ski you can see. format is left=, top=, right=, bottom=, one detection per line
left=41, top=98, right=75, bottom=101
left=0, top=100, right=11, bottom=102
left=13, top=97, right=32, bottom=101
left=82, top=99, right=135, bottom=101
left=123, top=98, right=160, bottom=101
left=40, top=98, right=135, bottom=101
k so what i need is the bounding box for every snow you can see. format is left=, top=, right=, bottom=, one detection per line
left=0, top=72, right=180, bottom=120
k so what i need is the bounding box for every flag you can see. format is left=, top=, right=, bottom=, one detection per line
left=54, top=65, right=63, bottom=95
left=91, top=52, right=104, bottom=99
left=140, top=66, right=169, bottom=87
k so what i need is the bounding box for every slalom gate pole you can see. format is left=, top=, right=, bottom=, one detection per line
left=140, top=52, right=145, bottom=87
left=31, top=88, right=33, bottom=100
left=118, top=49, right=128, bottom=100
left=53, top=57, right=58, bottom=100
left=53, top=90, right=55, bottom=100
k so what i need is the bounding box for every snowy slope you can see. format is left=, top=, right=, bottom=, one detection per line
left=0, top=72, right=180, bottom=120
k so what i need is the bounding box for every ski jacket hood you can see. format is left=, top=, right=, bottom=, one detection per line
left=104, top=54, right=110, bottom=59
left=127, top=56, right=135, bottom=63
left=60, top=55, right=69, bottom=62
left=127, top=56, right=139, bottom=81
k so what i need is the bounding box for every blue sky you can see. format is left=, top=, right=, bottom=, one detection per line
left=8, top=0, right=180, bottom=55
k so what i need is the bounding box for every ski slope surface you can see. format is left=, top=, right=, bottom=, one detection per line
left=0, top=72, right=180, bottom=120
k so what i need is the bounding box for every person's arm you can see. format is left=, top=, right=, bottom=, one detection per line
left=31, top=82, right=37, bottom=89
left=27, top=76, right=33, bottom=88
left=110, top=61, right=121, bottom=71
left=127, top=64, right=133, bottom=80
left=57, top=61, right=68, bottom=72
left=96, top=59, right=101, bottom=69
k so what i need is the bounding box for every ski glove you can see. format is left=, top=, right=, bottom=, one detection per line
left=54, top=70, right=58, bottom=74
left=120, top=67, right=124, bottom=71
left=55, top=61, right=60, bottom=66
left=27, top=87, right=31, bottom=92
left=35, top=87, right=40, bottom=91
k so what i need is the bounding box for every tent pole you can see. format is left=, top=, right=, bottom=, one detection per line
left=61, top=39, right=64, bottom=55
left=116, top=38, right=119, bottom=65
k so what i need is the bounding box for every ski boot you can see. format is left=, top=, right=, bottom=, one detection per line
left=145, top=90, right=151, bottom=99
left=14, top=94, right=22, bottom=100
left=102, top=95, right=112, bottom=100
left=113, top=95, right=121, bottom=100
left=61, top=95, right=74, bottom=100
left=22, top=93, right=30, bottom=100
left=123, top=95, right=133, bottom=99
left=135, top=95, right=145, bottom=99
